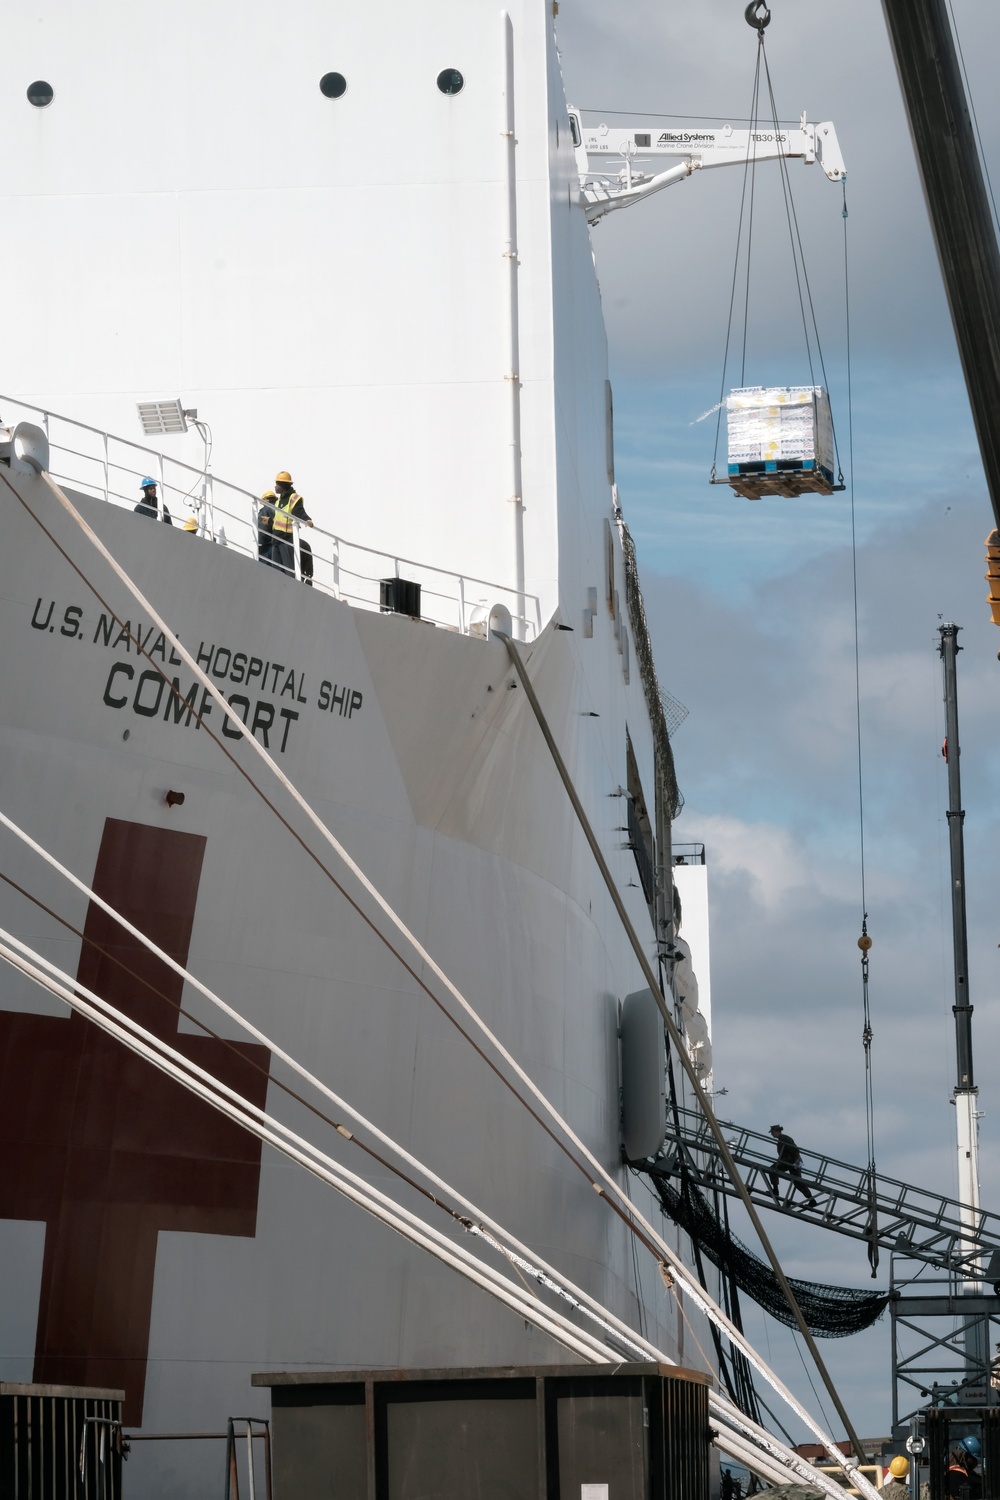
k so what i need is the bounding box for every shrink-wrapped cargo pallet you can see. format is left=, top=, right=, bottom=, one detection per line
left=724, top=385, right=836, bottom=498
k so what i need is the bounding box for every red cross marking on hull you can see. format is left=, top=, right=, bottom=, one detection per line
left=0, top=818, right=271, bottom=1425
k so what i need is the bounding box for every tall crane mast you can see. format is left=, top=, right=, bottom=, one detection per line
left=938, top=626, right=986, bottom=1395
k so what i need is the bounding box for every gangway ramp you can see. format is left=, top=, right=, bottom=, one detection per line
left=643, top=1106, right=1000, bottom=1283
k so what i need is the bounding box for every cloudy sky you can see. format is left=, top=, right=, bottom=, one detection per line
left=557, top=0, right=1000, bottom=1450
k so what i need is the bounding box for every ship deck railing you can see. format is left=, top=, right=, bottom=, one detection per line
left=1, top=397, right=541, bottom=640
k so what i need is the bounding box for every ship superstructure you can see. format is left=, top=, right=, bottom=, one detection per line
left=5, top=0, right=622, bottom=616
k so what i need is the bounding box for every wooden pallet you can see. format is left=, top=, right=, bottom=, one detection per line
left=713, top=463, right=839, bottom=500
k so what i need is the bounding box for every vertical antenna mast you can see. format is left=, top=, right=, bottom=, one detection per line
left=938, top=623, right=986, bottom=1388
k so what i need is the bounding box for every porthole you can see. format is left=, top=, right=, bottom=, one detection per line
left=27, top=81, right=54, bottom=108
left=319, top=72, right=347, bottom=99
left=436, top=68, right=464, bottom=96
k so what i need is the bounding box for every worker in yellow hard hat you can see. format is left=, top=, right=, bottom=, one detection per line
left=271, top=471, right=314, bottom=583
left=878, top=1455, right=909, bottom=1497
left=182, top=516, right=199, bottom=533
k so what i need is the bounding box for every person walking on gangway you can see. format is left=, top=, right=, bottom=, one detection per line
left=768, top=1124, right=818, bottom=1210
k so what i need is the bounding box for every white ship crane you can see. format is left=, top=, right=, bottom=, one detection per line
left=569, top=106, right=846, bottom=222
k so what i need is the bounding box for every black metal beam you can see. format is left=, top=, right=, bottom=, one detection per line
left=897, top=1295, right=1000, bottom=1318
left=880, top=0, right=1000, bottom=529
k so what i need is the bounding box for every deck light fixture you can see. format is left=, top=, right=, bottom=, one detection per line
left=136, top=399, right=214, bottom=534
left=137, top=399, right=192, bottom=437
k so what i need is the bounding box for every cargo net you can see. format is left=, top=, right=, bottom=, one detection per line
left=649, top=1173, right=889, bottom=1338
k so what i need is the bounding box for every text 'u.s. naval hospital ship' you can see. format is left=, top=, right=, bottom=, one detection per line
left=1, top=1, right=864, bottom=1495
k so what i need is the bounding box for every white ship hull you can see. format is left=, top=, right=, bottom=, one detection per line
left=0, top=470, right=695, bottom=1490
left=1, top=1, right=709, bottom=1490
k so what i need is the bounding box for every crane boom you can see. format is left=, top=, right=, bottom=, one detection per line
left=880, top=0, right=1000, bottom=530
left=569, top=108, right=845, bottom=222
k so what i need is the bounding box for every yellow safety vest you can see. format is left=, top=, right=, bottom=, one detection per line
left=273, top=493, right=301, bottom=536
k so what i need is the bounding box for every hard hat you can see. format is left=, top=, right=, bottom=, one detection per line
left=139, top=476, right=157, bottom=489
left=888, top=1456, right=909, bottom=1478
left=260, top=490, right=277, bottom=502
left=182, top=517, right=198, bottom=532
left=960, top=1435, right=982, bottom=1460
left=769, top=1124, right=783, bottom=1134
left=275, top=470, right=293, bottom=485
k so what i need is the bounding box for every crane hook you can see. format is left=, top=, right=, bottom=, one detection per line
left=745, top=1, right=771, bottom=34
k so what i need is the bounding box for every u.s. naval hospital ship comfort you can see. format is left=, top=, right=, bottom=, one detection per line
left=0, top=1, right=742, bottom=1493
